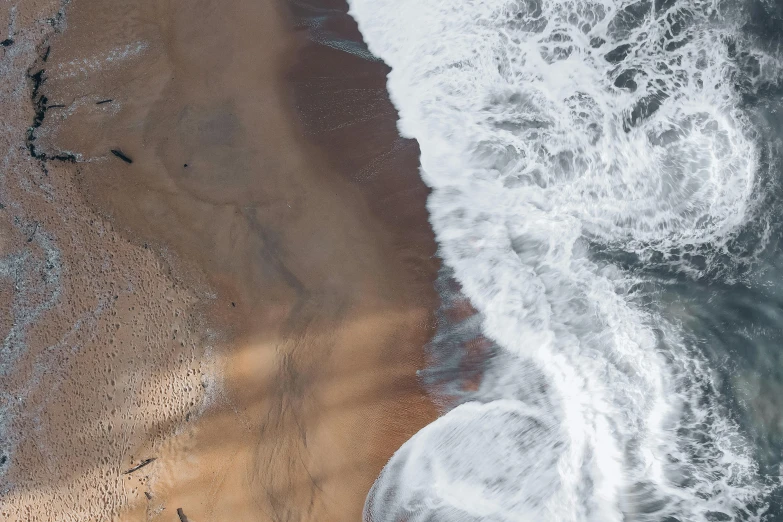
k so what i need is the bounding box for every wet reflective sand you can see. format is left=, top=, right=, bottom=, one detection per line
left=0, top=0, right=439, bottom=519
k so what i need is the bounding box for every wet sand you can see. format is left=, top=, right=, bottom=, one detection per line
left=0, top=0, right=439, bottom=520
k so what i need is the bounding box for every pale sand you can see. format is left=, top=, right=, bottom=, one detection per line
left=0, top=0, right=439, bottom=520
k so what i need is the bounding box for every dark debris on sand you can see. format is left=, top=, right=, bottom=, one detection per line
left=110, top=149, right=133, bottom=163
left=25, top=59, right=77, bottom=163
left=122, top=457, right=156, bottom=475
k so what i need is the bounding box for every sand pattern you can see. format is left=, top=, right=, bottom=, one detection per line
left=1, top=0, right=440, bottom=520
left=1, top=2, right=214, bottom=520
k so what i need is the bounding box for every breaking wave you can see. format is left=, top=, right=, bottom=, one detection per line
left=349, top=0, right=783, bottom=520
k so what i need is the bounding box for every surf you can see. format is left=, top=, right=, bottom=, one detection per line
left=348, top=0, right=783, bottom=520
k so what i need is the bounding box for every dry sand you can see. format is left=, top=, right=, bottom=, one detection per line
left=0, top=0, right=440, bottom=520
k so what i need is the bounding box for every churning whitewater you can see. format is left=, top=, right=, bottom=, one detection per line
left=349, top=0, right=783, bottom=520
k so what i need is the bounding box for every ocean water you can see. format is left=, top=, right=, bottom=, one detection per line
left=347, top=0, right=783, bottom=520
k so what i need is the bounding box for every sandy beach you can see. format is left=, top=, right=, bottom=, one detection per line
left=0, top=0, right=440, bottom=520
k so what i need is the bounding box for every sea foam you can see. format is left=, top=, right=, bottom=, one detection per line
left=349, top=0, right=781, bottom=520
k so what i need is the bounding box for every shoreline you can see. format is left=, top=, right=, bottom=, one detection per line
left=1, top=0, right=441, bottom=519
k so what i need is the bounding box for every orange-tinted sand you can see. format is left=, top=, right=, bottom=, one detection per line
left=0, top=0, right=439, bottom=519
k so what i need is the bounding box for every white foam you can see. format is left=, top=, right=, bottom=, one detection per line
left=348, top=0, right=778, bottom=520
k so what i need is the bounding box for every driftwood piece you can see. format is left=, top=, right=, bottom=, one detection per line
left=111, top=149, right=133, bottom=163
left=177, top=508, right=189, bottom=522
left=122, top=457, right=156, bottom=475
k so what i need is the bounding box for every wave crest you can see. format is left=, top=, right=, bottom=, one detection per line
left=350, top=0, right=781, bottom=520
